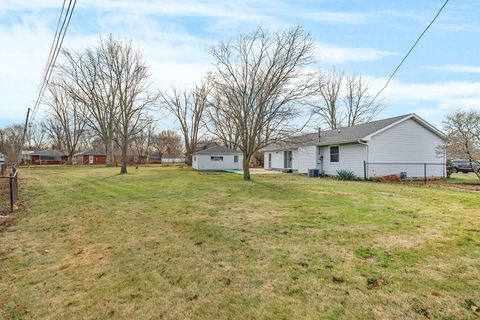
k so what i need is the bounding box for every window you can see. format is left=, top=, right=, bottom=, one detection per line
left=330, top=146, right=339, bottom=162
left=211, top=156, right=223, bottom=161
left=193, top=156, right=196, bottom=161
left=234, top=155, right=238, bottom=163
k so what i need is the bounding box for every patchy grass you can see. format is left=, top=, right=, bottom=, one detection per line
left=1, top=166, right=479, bottom=319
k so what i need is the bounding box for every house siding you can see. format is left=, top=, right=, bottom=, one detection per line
left=319, top=143, right=366, bottom=178
left=368, top=119, right=445, bottom=178
left=193, top=154, right=243, bottom=171
left=298, top=146, right=318, bottom=174
left=264, top=149, right=298, bottom=170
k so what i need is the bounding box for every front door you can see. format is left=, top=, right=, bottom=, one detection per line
left=284, top=151, right=292, bottom=168
left=233, top=155, right=239, bottom=169
left=89, top=155, right=94, bottom=165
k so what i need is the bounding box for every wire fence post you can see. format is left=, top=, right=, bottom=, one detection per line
left=424, top=163, right=427, bottom=185
left=9, top=172, right=14, bottom=213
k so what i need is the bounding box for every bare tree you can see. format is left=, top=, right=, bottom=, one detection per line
left=313, top=69, right=344, bottom=130
left=58, top=36, right=120, bottom=167
left=0, top=124, right=23, bottom=162
left=312, top=69, right=383, bottom=129
left=43, top=80, right=87, bottom=164
left=210, top=26, right=315, bottom=180
left=152, top=130, right=183, bottom=159
left=27, top=121, right=48, bottom=150
left=343, top=73, right=383, bottom=127
left=160, top=80, right=209, bottom=165
left=443, top=110, right=480, bottom=180
left=205, top=93, right=241, bottom=149
left=131, top=120, right=155, bottom=160
left=107, top=38, right=157, bottom=174
left=43, top=116, right=65, bottom=150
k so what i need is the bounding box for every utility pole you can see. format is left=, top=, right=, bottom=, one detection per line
left=16, top=107, right=31, bottom=165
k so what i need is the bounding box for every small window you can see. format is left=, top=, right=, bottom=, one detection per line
left=234, top=155, right=238, bottom=163
left=330, top=146, right=339, bottom=162
left=211, top=156, right=223, bottom=161
left=193, top=156, right=196, bottom=161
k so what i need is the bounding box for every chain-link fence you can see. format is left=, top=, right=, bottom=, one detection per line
left=363, top=161, right=446, bottom=184
left=1, top=166, right=19, bottom=214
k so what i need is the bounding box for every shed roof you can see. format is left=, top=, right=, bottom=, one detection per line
left=31, top=149, right=64, bottom=156
left=262, top=114, right=445, bottom=150
left=193, top=145, right=242, bottom=155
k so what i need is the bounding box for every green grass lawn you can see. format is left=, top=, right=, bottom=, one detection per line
left=1, top=166, right=479, bottom=319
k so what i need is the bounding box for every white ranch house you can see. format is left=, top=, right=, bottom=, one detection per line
left=192, top=146, right=243, bottom=171
left=262, top=114, right=446, bottom=179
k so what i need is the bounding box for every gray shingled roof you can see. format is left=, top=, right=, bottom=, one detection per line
left=31, top=149, right=64, bottom=156
left=263, top=114, right=415, bottom=150
left=193, top=145, right=242, bottom=155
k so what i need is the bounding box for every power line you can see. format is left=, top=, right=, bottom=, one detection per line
left=16, top=0, right=77, bottom=164
left=30, top=0, right=77, bottom=122
left=30, top=0, right=71, bottom=121
left=372, top=0, right=450, bottom=102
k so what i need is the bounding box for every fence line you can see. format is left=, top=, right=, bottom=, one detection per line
left=1, top=166, right=19, bottom=213
left=363, top=161, right=446, bottom=184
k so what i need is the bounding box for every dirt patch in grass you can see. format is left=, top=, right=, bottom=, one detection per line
left=307, top=189, right=365, bottom=200
left=50, top=243, right=114, bottom=272
left=0, top=215, right=15, bottom=233
left=373, top=227, right=449, bottom=250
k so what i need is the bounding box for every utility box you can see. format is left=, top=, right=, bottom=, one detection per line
left=308, top=169, right=320, bottom=178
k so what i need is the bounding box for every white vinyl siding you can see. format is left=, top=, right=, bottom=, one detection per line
left=368, top=119, right=445, bottom=178
left=193, top=154, right=243, bottom=170
left=319, top=143, right=366, bottom=178
left=297, top=146, right=318, bottom=174
left=264, top=149, right=298, bottom=170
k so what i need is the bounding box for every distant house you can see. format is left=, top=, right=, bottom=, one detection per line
left=262, top=114, right=446, bottom=179
left=30, top=150, right=67, bottom=165
left=192, top=146, right=243, bottom=171
left=75, top=148, right=107, bottom=165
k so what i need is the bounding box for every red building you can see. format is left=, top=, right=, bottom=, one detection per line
left=30, top=150, right=66, bottom=165
left=75, top=148, right=107, bottom=165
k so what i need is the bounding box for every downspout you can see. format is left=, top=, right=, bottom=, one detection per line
left=357, top=139, right=369, bottom=180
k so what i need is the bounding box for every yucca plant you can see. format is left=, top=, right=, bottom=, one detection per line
left=336, top=169, right=358, bottom=181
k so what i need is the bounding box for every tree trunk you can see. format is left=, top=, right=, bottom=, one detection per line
left=106, top=139, right=114, bottom=167
left=185, top=152, right=192, bottom=166
left=243, top=153, right=251, bottom=180
left=67, top=152, right=74, bottom=165
left=120, top=141, right=128, bottom=174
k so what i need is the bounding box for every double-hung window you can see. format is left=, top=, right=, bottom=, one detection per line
left=330, top=146, right=339, bottom=163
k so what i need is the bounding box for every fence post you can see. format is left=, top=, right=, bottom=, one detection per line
left=363, top=160, right=367, bottom=180
left=424, top=163, right=427, bottom=185
left=9, top=173, right=14, bottom=213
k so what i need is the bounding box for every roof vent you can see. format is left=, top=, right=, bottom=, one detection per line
left=337, top=129, right=341, bottom=133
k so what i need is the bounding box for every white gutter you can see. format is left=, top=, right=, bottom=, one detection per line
left=357, top=139, right=369, bottom=179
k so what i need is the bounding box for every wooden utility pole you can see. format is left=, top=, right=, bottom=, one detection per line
left=16, top=107, right=31, bottom=165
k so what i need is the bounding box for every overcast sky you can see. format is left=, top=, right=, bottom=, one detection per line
left=1, top=0, right=479, bottom=130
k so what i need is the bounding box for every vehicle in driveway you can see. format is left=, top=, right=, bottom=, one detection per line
left=451, top=160, right=480, bottom=173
